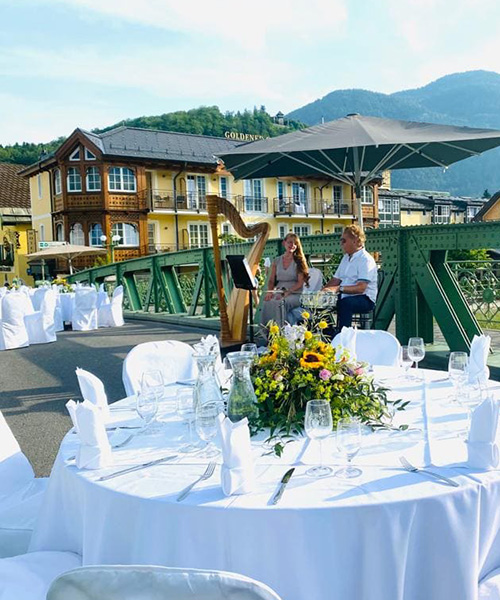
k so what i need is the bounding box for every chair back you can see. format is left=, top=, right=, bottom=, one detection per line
left=122, top=340, right=196, bottom=397
left=355, top=330, right=401, bottom=367
left=73, top=289, right=98, bottom=331
left=1, top=292, right=29, bottom=349
left=306, top=268, right=323, bottom=292
left=47, top=565, right=283, bottom=600
left=32, top=288, right=46, bottom=311
left=110, top=285, right=124, bottom=327
left=0, top=409, right=35, bottom=496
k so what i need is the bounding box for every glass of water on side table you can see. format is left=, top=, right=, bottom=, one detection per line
left=304, top=399, right=333, bottom=478
left=408, top=337, right=425, bottom=377
left=176, top=388, right=199, bottom=453
left=335, top=417, right=362, bottom=479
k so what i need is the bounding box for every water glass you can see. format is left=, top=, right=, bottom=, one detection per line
left=136, top=390, right=158, bottom=434
left=335, top=417, right=362, bottom=478
left=304, top=399, right=333, bottom=478
left=408, top=338, right=425, bottom=374
left=195, top=402, right=220, bottom=457
left=176, top=388, right=198, bottom=453
left=400, top=345, right=413, bottom=379
left=141, top=370, right=165, bottom=402
left=241, top=343, right=258, bottom=356
left=448, top=351, right=468, bottom=402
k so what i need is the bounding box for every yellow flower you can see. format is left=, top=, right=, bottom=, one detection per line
left=304, top=331, right=313, bottom=340
left=319, top=320, right=328, bottom=329
left=269, top=325, right=280, bottom=336
left=301, top=311, right=310, bottom=319
left=299, top=351, right=324, bottom=369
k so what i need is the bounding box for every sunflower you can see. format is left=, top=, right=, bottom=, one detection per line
left=299, top=351, right=324, bottom=369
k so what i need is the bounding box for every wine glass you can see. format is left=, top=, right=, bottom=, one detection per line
left=408, top=338, right=425, bottom=376
left=335, top=417, right=362, bottom=478
left=399, top=345, right=413, bottom=380
left=241, top=343, right=258, bottom=356
left=195, top=402, right=220, bottom=457
left=304, top=399, right=333, bottom=478
left=448, top=351, right=469, bottom=403
left=136, top=390, right=158, bottom=435
left=141, top=370, right=164, bottom=402
left=176, top=388, right=199, bottom=453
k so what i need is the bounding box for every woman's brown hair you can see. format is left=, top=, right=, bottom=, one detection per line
left=284, top=233, right=310, bottom=286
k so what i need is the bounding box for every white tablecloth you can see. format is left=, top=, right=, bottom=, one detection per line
left=58, top=293, right=75, bottom=323
left=30, top=370, right=500, bottom=600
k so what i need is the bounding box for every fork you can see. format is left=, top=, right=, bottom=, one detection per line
left=176, top=462, right=216, bottom=502
left=67, top=432, right=135, bottom=462
left=399, top=456, right=459, bottom=487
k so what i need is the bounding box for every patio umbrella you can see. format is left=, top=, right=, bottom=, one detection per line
left=218, top=114, right=500, bottom=228
left=27, top=244, right=107, bottom=275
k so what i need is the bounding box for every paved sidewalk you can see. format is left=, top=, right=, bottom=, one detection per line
left=0, top=320, right=208, bottom=477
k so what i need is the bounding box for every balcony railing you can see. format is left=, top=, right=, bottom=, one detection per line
left=273, top=197, right=354, bottom=216
left=145, top=189, right=269, bottom=214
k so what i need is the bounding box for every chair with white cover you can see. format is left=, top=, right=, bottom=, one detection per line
left=122, top=340, right=196, bottom=397
left=72, top=288, right=98, bottom=331
left=1, top=291, right=30, bottom=350
left=0, top=551, right=81, bottom=600
left=24, top=289, right=57, bottom=345
left=47, top=565, right=283, bottom=600
left=286, top=267, right=324, bottom=324
left=332, top=329, right=401, bottom=367
left=0, top=410, right=48, bottom=558
left=480, top=567, right=500, bottom=599
left=53, top=293, right=64, bottom=333
left=98, top=285, right=124, bottom=328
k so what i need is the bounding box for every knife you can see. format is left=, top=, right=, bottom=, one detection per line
left=270, top=468, right=295, bottom=505
left=98, top=454, right=178, bottom=481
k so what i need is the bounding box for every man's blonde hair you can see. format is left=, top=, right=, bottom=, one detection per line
left=343, top=225, right=366, bottom=246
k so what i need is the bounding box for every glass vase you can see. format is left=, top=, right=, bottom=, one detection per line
left=227, top=351, right=258, bottom=423
left=193, top=354, right=224, bottom=413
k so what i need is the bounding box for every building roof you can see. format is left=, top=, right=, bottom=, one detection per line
left=0, top=163, right=31, bottom=211
left=379, top=187, right=485, bottom=211
left=473, top=190, right=500, bottom=221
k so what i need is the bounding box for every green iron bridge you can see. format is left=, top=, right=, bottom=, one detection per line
left=68, top=222, right=500, bottom=370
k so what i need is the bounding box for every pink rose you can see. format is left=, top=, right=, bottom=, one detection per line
left=319, top=369, right=332, bottom=381
left=355, top=367, right=364, bottom=376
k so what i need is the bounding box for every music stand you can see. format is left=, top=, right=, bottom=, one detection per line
left=226, top=255, right=258, bottom=343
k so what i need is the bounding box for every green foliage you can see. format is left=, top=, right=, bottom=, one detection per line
left=483, top=189, right=492, bottom=199
left=447, top=248, right=490, bottom=262
left=219, top=232, right=244, bottom=245
left=0, top=138, right=65, bottom=166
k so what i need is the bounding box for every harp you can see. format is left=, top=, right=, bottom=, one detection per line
left=206, top=194, right=270, bottom=345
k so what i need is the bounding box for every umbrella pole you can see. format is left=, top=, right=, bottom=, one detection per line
left=68, top=258, right=73, bottom=275
left=355, top=183, right=364, bottom=230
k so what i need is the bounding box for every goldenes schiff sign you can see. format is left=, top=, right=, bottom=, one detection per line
left=224, top=131, right=267, bottom=142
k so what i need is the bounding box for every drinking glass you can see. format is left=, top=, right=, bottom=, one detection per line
left=176, top=388, right=199, bottom=453
left=335, top=417, right=362, bottom=478
left=241, top=343, right=258, bottom=356
left=304, top=399, right=333, bottom=478
left=408, top=338, right=425, bottom=375
left=136, top=390, right=158, bottom=435
left=141, top=370, right=165, bottom=402
left=195, top=402, right=220, bottom=457
left=448, top=351, right=469, bottom=403
left=400, top=345, right=413, bottom=380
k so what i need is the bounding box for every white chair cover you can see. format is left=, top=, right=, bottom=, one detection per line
left=98, top=285, right=124, bottom=328
left=53, top=294, right=64, bottom=333
left=24, top=289, right=57, bottom=345
left=332, top=329, right=401, bottom=366
left=122, top=340, right=196, bottom=397
left=72, top=289, right=98, bottom=331
left=1, top=292, right=30, bottom=350
left=47, top=565, right=282, bottom=600
left=0, top=551, right=81, bottom=600
left=480, top=567, right=500, bottom=599
left=0, top=410, right=47, bottom=558
left=31, top=288, right=46, bottom=312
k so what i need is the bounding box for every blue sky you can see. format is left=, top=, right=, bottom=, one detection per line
left=1, top=0, right=499, bottom=145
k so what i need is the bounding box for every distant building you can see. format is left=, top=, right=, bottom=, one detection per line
left=473, top=190, right=500, bottom=222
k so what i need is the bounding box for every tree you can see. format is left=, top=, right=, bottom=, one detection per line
left=483, top=189, right=492, bottom=199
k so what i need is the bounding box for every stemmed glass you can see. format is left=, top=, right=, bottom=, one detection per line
left=400, top=345, right=413, bottom=380
left=241, top=343, right=258, bottom=356
left=335, top=417, right=362, bottom=478
left=304, top=399, right=333, bottom=478
left=448, top=351, right=469, bottom=403
left=408, top=338, right=425, bottom=376
left=141, top=370, right=164, bottom=402
left=176, top=388, right=199, bottom=453
left=136, top=390, right=158, bottom=435
left=195, top=402, right=220, bottom=457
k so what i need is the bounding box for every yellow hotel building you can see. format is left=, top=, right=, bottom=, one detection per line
left=21, top=126, right=379, bottom=274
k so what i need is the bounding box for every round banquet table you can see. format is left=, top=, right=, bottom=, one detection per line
left=30, top=369, right=500, bottom=600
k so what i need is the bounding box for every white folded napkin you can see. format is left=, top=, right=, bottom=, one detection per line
left=65, top=399, right=113, bottom=469
left=468, top=334, right=490, bottom=384
left=76, top=368, right=110, bottom=421
left=467, top=395, right=499, bottom=470
left=337, top=327, right=357, bottom=360
left=217, top=414, right=255, bottom=496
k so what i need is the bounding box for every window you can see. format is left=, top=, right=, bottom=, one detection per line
left=467, top=206, right=480, bottom=218
left=243, top=179, right=265, bottom=212
left=434, top=204, right=451, bottom=224
left=332, top=185, right=342, bottom=212
left=293, top=224, right=311, bottom=237
left=69, top=147, right=80, bottom=161
left=84, top=148, right=96, bottom=160
left=361, top=186, right=373, bottom=204
left=334, top=226, right=343, bottom=234
left=89, top=223, right=103, bottom=246
left=54, top=169, right=62, bottom=195
left=37, top=174, right=42, bottom=199
left=186, top=175, right=207, bottom=209
left=291, top=182, right=307, bottom=213
left=222, top=223, right=231, bottom=235
left=188, top=223, right=209, bottom=248
left=40, top=224, right=45, bottom=242
left=277, top=181, right=285, bottom=200
left=219, top=176, right=228, bottom=199
left=148, top=222, right=157, bottom=251
left=67, top=167, right=82, bottom=192
left=69, top=223, right=84, bottom=245
left=86, top=167, right=101, bottom=192
left=108, top=167, right=136, bottom=192
left=111, top=222, right=139, bottom=246
left=278, top=224, right=288, bottom=239
left=56, top=223, right=64, bottom=241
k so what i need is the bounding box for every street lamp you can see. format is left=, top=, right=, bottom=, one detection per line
left=100, top=234, right=121, bottom=263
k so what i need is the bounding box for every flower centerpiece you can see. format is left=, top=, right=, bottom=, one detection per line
left=251, top=314, right=407, bottom=442
left=52, top=277, right=73, bottom=293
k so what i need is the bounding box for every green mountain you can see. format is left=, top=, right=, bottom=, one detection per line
left=287, top=70, right=500, bottom=196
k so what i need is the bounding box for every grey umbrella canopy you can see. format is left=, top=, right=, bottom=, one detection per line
left=218, top=114, right=500, bottom=228
left=27, top=244, right=107, bottom=274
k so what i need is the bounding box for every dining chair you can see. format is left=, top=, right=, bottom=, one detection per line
left=0, top=409, right=47, bottom=557
left=47, top=565, right=283, bottom=600
left=24, top=288, right=57, bottom=345
left=122, top=340, right=196, bottom=396
left=0, top=291, right=30, bottom=350
left=332, top=329, right=401, bottom=367
left=98, top=285, right=124, bottom=328
left=479, top=567, right=500, bottom=599
left=72, top=288, right=98, bottom=331
left=0, top=551, right=81, bottom=600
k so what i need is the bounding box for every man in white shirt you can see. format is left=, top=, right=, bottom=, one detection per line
left=322, top=225, right=378, bottom=331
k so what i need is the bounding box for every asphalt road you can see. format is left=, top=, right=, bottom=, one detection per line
left=0, top=319, right=208, bottom=477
